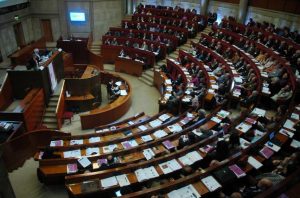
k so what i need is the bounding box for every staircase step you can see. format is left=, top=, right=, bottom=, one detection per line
left=168, top=53, right=178, bottom=59
left=46, top=107, right=56, bottom=112
left=141, top=73, right=153, bottom=82
left=43, top=123, right=58, bottom=130
left=44, top=112, right=56, bottom=118
left=138, top=77, right=153, bottom=86
left=43, top=117, right=57, bottom=123
left=144, top=70, right=154, bottom=78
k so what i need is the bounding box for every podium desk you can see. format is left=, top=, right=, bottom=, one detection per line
left=115, top=57, right=144, bottom=77
left=65, top=94, right=95, bottom=112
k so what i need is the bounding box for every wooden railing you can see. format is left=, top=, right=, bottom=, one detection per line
left=87, top=33, right=104, bottom=70
left=55, top=80, right=66, bottom=129
left=0, top=74, right=13, bottom=110
left=1, top=129, right=70, bottom=172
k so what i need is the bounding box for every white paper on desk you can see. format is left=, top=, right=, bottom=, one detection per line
left=144, top=166, right=159, bottom=179
left=252, top=108, right=266, bottom=117
left=265, top=141, right=281, bottom=152
left=115, top=81, right=122, bottom=86
left=120, top=90, right=127, bottom=96
left=201, top=175, right=221, bottom=192
left=164, top=93, right=172, bottom=99
left=279, top=128, right=294, bottom=138
left=176, top=185, right=201, bottom=198
left=234, top=77, right=243, bottom=83
left=217, top=110, right=230, bottom=118
left=103, top=144, right=117, bottom=154
left=138, top=125, right=148, bottom=131
left=86, top=147, right=100, bottom=156
left=116, top=174, right=130, bottom=187
left=153, top=130, right=168, bottom=138
left=143, top=148, right=155, bottom=160
left=291, top=113, right=299, bottom=120
left=149, top=119, right=163, bottom=128
left=70, top=139, right=83, bottom=145
left=101, top=176, right=118, bottom=188
left=290, top=139, right=300, bottom=148
left=236, top=122, right=252, bottom=133
left=283, top=119, right=296, bottom=131
left=166, top=86, right=173, bottom=91
left=141, top=135, right=153, bottom=142
left=211, top=84, right=219, bottom=90
left=211, top=116, right=222, bottom=123
left=128, top=121, right=135, bottom=125
left=168, top=159, right=182, bottom=171
left=187, top=151, right=203, bottom=163
left=135, top=168, right=148, bottom=182
left=63, top=149, right=81, bottom=158
left=167, top=123, right=182, bottom=133
left=192, top=129, right=203, bottom=137
left=159, top=161, right=173, bottom=174
left=208, top=89, right=215, bottom=94
left=78, top=157, right=92, bottom=168
left=128, top=139, right=138, bottom=147
left=179, top=155, right=193, bottom=166
left=165, top=79, right=172, bottom=84
left=50, top=140, right=63, bottom=147
left=247, top=156, right=263, bottom=170
left=159, top=114, right=171, bottom=121
left=89, top=137, right=101, bottom=143
left=182, top=97, right=191, bottom=102
left=240, top=138, right=251, bottom=149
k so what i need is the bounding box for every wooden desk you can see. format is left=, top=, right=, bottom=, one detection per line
left=65, top=94, right=95, bottom=112
left=80, top=72, right=132, bottom=129
left=115, top=57, right=144, bottom=77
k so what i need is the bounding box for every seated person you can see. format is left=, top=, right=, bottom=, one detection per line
left=271, top=84, right=293, bottom=102
left=42, top=146, right=60, bottom=159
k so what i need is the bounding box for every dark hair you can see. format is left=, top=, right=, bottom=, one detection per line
left=216, top=140, right=229, bottom=161
left=229, top=132, right=240, bottom=147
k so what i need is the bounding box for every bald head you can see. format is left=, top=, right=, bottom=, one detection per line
left=258, top=178, right=273, bottom=190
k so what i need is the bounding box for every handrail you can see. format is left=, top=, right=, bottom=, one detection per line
left=55, top=80, right=65, bottom=114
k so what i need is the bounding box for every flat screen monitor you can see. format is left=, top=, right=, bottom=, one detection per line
left=70, top=12, right=86, bottom=22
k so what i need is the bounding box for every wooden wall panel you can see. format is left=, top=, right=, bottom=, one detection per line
left=250, top=0, right=300, bottom=14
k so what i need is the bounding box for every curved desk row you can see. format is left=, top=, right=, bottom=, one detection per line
left=80, top=72, right=132, bottom=130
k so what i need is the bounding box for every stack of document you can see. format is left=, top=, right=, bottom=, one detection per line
left=290, top=139, right=300, bottom=149
left=103, top=144, right=117, bottom=153
left=283, top=119, right=296, bottom=131
left=149, top=119, right=163, bottom=128
left=217, top=110, right=230, bottom=118
left=167, top=184, right=201, bottom=198
left=247, top=156, right=263, bottom=169
left=159, top=159, right=182, bottom=174
left=229, top=164, right=246, bottom=178
left=167, top=124, right=182, bottom=133
left=141, top=135, right=153, bottom=142
left=240, top=138, right=251, bottom=149
left=101, top=176, right=118, bottom=188
left=86, top=147, right=100, bottom=156
left=232, top=88, right=241, bottom=97
left=279, top=128, right=294, bottom=138
left=159, top=114, right=171, bottom=121
left=63, top=149, right=81, bottom=158
left=89, top=137, right=101, bottom=143
left=120, top=90, right=127, bottom=96
left=138, top=125, right=148, bottom=131
left=70, top=139, right=83, bottom=145
left=163, top=140, right=175, bottom=150
left=235, top=122, right=252, bottom=133
left=50, top=140, right=63, bottom=147
left=78, top=157, right=92, bottom=168
left=143, top=148, right=155, bottom=160
left=165, top=79, right=172, bottom=84
left=265, top=141, right=281, bottom=152
left=201, top=176, right=221, bottom=192
left=135, top=166, right=159, bottom=182
left=67, top=163, right=78, bottom=174
left=211, top=116, right=222, bottom=123
left=153, top=130, right=168, bottom=138
left=115, top=81, right=122, bottom=86
left=121, top=139, right=138, bottom=149
left=251, top=108, right=266, bottom=117
left=260, top=146, right=274, bottom=159
left=291, top=113, right=300, bottom=120
left=178, top=151, right=203, bottom=166
left=116, top=174, right=130, bottom=187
